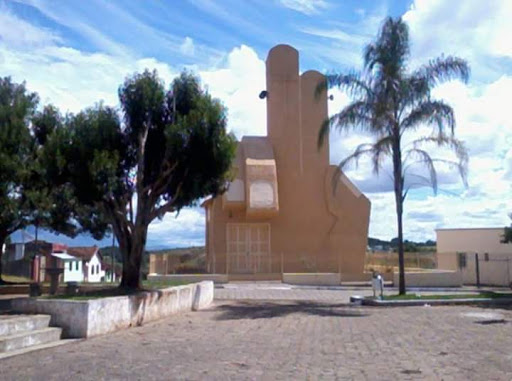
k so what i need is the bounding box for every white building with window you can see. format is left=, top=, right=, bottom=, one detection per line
left=67, top=246, right=105, bottom=283
left=436, top=227, right=512, bottom=286
left=51, top=252, right=84, bottom=283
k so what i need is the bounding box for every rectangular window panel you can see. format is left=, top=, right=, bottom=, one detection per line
left=457, top=252, right=467, bottom=268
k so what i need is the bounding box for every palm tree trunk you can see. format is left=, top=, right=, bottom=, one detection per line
left=392, top=133, right=406, bottom=295
left=396, top=200, right=406, bottom=295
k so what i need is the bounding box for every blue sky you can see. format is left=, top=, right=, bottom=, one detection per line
left=2, top=0, right=512, bottom=248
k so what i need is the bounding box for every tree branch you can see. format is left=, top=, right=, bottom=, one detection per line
left=149, top=179, right=185, bottom=221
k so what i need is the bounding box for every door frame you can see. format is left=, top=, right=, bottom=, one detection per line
left=226, top=223, right=271, bottom=274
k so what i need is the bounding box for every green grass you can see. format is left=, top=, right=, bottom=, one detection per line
left=379, top=292, right=512, bottom=301
left=43, top=279, right=192, bottom=300
left=142, top=279, right=191, bottom=288
left=1, top=274, right=32, bottom=283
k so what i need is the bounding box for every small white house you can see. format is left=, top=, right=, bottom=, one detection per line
left=103, top=263, right=121, bottom=283
left=67, top=246, right=105, bottom=283
left=51, top=252, right=84, bottom=283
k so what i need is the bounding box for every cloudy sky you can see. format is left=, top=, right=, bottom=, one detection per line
left=2, top=0, right=512, bottom=248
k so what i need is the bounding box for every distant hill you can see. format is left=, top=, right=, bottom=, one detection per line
left=368, top=237, right=436, bottom=252
left=147, top=246, right=204, bottom=256
left=368, top=237, right=391, bottom=249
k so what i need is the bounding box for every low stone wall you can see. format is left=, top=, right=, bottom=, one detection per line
left=11, top=281, right=213, bottom=338
left=340, top=272, right=394, bottom=282
left=394, top=270, right=462, bottom=287
left=148, top=274, right=228, bottom=284
left=282, top=273, right=340, bottom=286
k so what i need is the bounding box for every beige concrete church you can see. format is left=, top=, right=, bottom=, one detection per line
left=202, top=44, right=370, bottom=280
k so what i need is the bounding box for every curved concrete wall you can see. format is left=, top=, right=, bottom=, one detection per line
left=12, top=281, right=214, bottom=338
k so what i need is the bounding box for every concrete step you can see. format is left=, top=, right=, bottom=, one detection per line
left=0, top=338, right=81, bottom=361
left=0, top=327, right=62, bottom=353
left=0, top=299, right=12, bottom=311
left=0, top=315, right=51, bottom=337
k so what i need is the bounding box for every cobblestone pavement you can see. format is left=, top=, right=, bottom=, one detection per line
left=2, top=301, right=512, bottom=380
left=214, top=283, right=483, bottom=302
left=215, top=285, right=369, bottom=301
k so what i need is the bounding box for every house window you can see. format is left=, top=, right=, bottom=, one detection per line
left=92, top=266, right=95, bottom=275
left=96, top=264, right=99, bottom=273
left=484, top=253, right=489, bottom=262
left=69, top=262, right=72, bottom=271
left=457, top=252, right=467, bottom=269
left=76, top=261, right=79, bottom=270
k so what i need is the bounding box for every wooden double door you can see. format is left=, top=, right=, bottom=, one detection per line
left=227, top=223, right=271, bottom=274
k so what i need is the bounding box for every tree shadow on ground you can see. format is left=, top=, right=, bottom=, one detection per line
left=213, top=301, right=370, bottom=320
left=474, top=302, right=512, bottom=312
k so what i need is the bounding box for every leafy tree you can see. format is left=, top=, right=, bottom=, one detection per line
left=45, top=70, right=236, bottom=289
left=501, top=214, right=512, bottom=243
left=29, top=105, right=85, bottom=240
left=0, top=77, right=39, bottom=283
left=317, top=17, right=469, bottom=294
left=0, top=79, right=85, bottom=283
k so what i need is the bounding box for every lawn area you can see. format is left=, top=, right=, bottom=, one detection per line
left=44, top=278, right=193, bottom=300
left=380, top=292, right=512, bottom=301
left=1, top=274, right=32, bottom=283
left=142, top=278, right=191, bottom=289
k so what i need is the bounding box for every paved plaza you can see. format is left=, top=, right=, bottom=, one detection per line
left=1, top=286, right=512, bottom=380
left=214, top=282, right=484, bottom=302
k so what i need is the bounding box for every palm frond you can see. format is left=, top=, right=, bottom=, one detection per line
left=414, top=56, right=470, bottom=87
left=399, top=75, right=430, bottom=109
left=402, top=173, right=434, bottom=200
left=331, top=135, right=393, bottom=193
left=317, top=117, right=331, bottom=149
left=410, top=136, right=468, bottom=186
left=364, top=17, right=410, bottom=79
left=403, top=148, right=438, bottom=194
left=369, top=135, right=393, bottom=174
left=318, top=101, right=376, bottom=149
left=401, top=100, right=455, bottom=134
left=331, top=144, right=374, bottom=193
left=321, top=73, right=371, bottom=98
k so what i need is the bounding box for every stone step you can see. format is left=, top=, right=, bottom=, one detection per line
left=0, top=327, right=62, bottom=353
left=0, top=299, right=11, bottom=311
left=0, top=315, right=51, bottom=337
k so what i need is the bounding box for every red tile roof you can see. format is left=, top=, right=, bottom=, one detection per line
left=67, top=246, right=99, bottom=261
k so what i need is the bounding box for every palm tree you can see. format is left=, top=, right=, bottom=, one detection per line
left=317, top=17, right=469, bottom=295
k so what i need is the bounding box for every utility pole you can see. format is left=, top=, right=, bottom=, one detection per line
left=475, top=253, right=480, bottom=288
left=111, top=232, right=115, bottom=283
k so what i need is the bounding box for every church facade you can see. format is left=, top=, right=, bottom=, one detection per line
left=202, top=44, right=370, bottom=279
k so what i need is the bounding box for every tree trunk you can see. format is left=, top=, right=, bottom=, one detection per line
left=392, top=132, right=406, bottom=295
left=117, top=225, right=148, bottom=290
left=0, top=234, right=8, bottom=285
left=395, top=200, right=406, bottom=295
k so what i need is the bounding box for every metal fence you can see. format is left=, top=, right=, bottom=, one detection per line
left=458, top=253, right=512, bottom=287
left=364, top=251, right=437, bottom=273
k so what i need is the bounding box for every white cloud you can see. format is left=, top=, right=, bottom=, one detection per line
left=180, top=36, right=195, bottom=56
left=279, top=0, right=329, bottom=15
left=0, top=5, right=62, bottom=48
left=300, top=27, right=366, bottom=45
left=4, top=0, right=512, bottom=246
left=313, top=0, right=512, bottom=241
left=200, top=45, right=267, bottom=138
left=1, top=9, right=269, bottom=247
left=295, top=4, right=387, bottom=70
left=327, top=71, right=512, bottom=241
left=403, top=0, right=512, bottom=80
left=148, top=208, right=205, bottom=248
